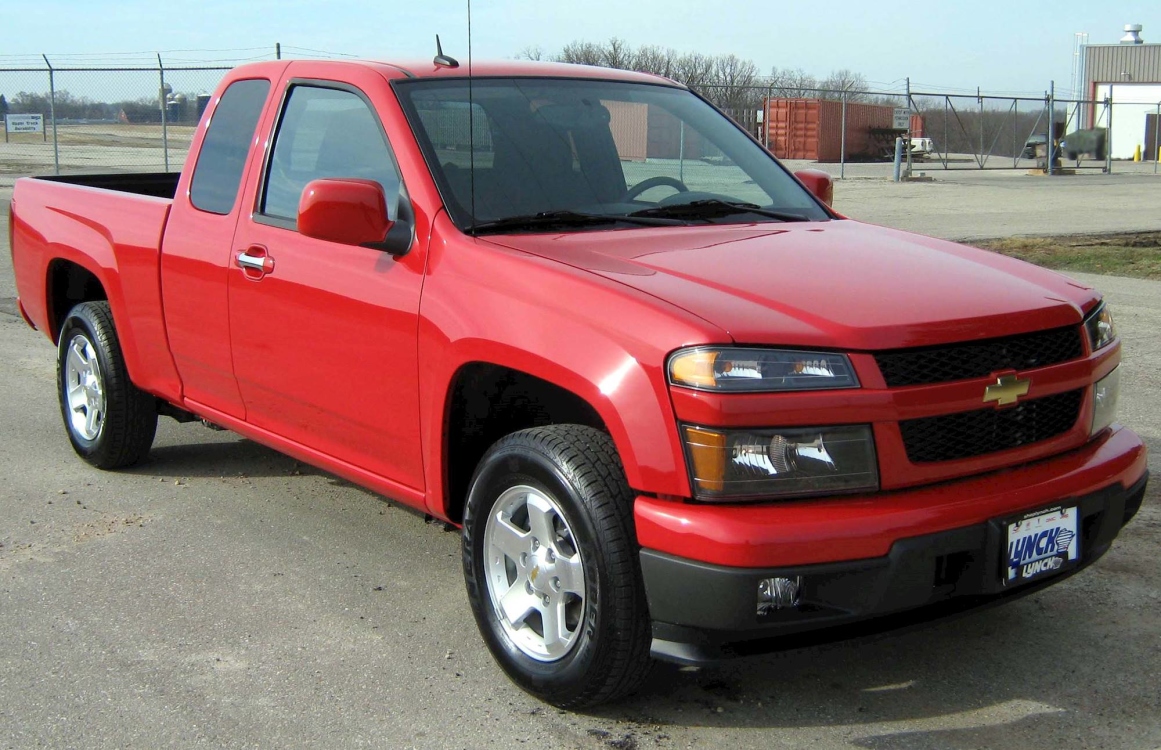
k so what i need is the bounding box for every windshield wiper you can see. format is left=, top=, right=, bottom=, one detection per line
left=468, top=210, right=681, bottom=235
left=628, top=199, right=811, bottom=223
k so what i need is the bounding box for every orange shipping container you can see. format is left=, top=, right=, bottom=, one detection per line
left=605, top=101, right=649, bottom=162
left=766, top=98, right=924, bottom=162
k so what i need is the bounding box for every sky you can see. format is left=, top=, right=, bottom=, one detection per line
left=2, top=0, right=1159, bottom=98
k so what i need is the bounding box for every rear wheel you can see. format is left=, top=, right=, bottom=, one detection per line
left=57, top=301, right=157, bottom=469
left=462, top=425, right=652, bottom=708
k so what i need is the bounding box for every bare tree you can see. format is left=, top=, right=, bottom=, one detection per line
left=714, top=54, right=760, bottom=89
left=539, top=40, right=887, bottom=126
left=706, top=54, right=762, bottom=112
left=516, top=45, right=546, bottom=61
left=769, top=67, right=819, bottom=98
left=672, top=53, right=716, bottom=89
left=556, top=41, right=605, bottom=66
left=821, top=68, right=870, bottom=101
left=632, top=45, right=678, bottom=79
left=602, top=37, right=635, bottom=70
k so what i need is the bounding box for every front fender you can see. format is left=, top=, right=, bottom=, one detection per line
left=418, top=213, right=730, bottom=515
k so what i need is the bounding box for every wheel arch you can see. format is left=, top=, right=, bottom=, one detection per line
left=436, top=349, right=687, bottom=524
left=442, top=361, right=611, bottom=525
left=46, top=258, right=109, bottom=343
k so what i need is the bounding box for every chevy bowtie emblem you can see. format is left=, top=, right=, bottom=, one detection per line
left=984, top=374, right=1031, bottom=406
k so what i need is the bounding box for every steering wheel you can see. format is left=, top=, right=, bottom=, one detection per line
left=625, top=175, right=689, bottom=201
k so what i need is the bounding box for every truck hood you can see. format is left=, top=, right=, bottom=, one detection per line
left=483, top=220, right=1100, bottom=350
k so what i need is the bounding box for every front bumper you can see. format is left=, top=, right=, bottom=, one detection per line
left=637, top=428, right=1148, bottom=664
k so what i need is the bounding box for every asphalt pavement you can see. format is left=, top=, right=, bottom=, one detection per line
left=1, top=181, right=1159, bottom=748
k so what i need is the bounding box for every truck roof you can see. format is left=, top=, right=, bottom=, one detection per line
left=229, top=58, right=683, bottom=87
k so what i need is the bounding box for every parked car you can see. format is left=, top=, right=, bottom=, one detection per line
left=1021, top=133, right=1048, bottom=159
left=9, top=58, right=1147, bottom=708
left=908, top=136, right=935, bottom=158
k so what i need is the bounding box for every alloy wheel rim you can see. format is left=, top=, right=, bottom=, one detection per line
left=64, top=333, right=106, bottom=441
left=482, top=485, right=587, bottom=662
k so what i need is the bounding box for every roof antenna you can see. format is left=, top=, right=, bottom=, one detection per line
left=434, top=34, right=459, bottom=68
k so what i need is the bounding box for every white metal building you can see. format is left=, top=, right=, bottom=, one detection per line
left=1082, top=24, right=1161, bottom=159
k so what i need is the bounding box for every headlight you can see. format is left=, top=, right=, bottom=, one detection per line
left=1084, top=303, right=1117, bottom=352
left=681, top=424, right=879, bottom=501
left=668, top=347, right=858, bottom=392
left=1091, top=366, right=1120, bottom=436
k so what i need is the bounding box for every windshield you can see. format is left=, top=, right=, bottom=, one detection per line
left=394, top=77, right=830, bottom=233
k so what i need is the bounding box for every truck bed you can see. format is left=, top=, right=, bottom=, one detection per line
left=34, top=172, right=181, bottom=200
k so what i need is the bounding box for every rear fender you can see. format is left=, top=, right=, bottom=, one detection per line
left=11, top=180, right=182, bottom=400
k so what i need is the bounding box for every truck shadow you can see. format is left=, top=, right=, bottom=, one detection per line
left=603, top=588, right=1157, bottom=744
left=125, top=424, right=337, bottom=482
left=125, top=421, right=1159, bottom=746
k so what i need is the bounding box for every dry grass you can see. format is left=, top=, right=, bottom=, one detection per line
left=974, top=232, right=1161, bottom=280
left=4, top=124, right=195, bottom=148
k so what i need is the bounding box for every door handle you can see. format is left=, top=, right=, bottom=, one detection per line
left=236, top=245, right=275, bottom=278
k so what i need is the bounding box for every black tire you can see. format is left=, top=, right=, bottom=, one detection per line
left=57, top=301, right=157, bottom=469
left=462, top=425, right=652, bottom=708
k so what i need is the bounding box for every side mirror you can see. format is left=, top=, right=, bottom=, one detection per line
left=298, top=178, right=392, bottom=246
left=794, top=169, right=834, bottom=207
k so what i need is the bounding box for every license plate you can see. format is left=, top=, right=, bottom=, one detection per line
left=1004, top=506, right=1080, bottom=585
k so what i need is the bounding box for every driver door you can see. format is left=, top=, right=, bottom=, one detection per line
left=227, top=79, right=426, bottom=493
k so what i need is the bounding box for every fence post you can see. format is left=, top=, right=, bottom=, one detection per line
left=1104, top=95, right=1112, bottom=174
left=840, top=89, right=847, bottom=179
left=978, top=87, right=984, bottom=170
left=905, top=77, right=912, bottom=177
left=764, top=82, right=772, bottom=151
left=942, top=96, right=949, bottom=169
left=158, top=53, right=170, bottom=172
left=276, top=42, right=282, bottom=60
left=43, top=54, right=60, bottom=175
left=1013, top=98, right=1019, bottom=167
left=1047, top=81, right=1055, bottom=176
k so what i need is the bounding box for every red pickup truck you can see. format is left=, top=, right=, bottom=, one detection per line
left=9, top=58, right=1148, bottom=708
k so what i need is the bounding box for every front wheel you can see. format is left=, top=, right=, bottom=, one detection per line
left=57, top=301, right=157, bottom=469
left=462, top=425, right=652, bottom=708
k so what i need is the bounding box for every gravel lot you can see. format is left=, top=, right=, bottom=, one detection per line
left=1, top=171, right=1159, bottom=749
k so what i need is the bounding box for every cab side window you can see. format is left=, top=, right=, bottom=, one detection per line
left=261, top=85, right=401, bottom=223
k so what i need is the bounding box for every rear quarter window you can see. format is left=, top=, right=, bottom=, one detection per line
left=190, top=78, right=271, bottom=215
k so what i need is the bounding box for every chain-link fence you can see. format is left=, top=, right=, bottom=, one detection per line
left=3, top=62, right=1159, bottom=179
left=689, top=81, right=1159, bottom=177
left=0, top=62, right=231, bottom=177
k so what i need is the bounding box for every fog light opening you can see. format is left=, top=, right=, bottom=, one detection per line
left=757, top=576, right=802, bottom=615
